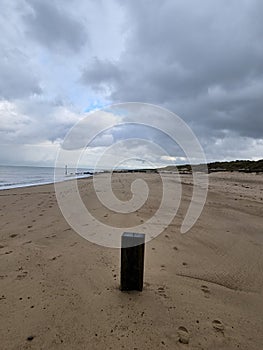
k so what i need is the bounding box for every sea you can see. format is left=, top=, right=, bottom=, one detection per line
left=0, top=165, right=95, bottom=190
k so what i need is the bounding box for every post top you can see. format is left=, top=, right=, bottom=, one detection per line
left=122, top=232, right=145, bottom=239
left=122, top=232, right=145, bottom=248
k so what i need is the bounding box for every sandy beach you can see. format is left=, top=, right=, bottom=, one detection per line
left=0, top=172, right=263, bottom=350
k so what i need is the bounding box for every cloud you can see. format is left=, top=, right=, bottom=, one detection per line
left=0, top=0, right=262, bottom=166
left=81, top=0, right=263, bottom=142
left=81, top=58, right=123, bottom=93
left=0, top=48, right=42, bottom=99
left=0, top=141, right=60, bottom=167
left=0, top=99, right=81, bottom=145
left=62, top=110, right=122, bottom=150
left=23, top=0, right=88, bottom=52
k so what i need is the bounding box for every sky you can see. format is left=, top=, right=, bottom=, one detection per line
left=0, top=0, right=262, bottom=168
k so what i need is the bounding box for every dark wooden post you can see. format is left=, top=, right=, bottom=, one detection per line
left=120, top=232, right=145, bottom=291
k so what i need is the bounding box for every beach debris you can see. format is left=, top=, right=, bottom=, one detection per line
left=26, top=336, right=34, bottom=341
left=178, top=326, right=190, bottom=344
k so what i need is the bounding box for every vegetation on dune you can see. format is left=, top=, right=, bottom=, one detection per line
left=161, top=159, right=263, bottom=173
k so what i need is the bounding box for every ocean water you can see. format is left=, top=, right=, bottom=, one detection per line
left=0, top=165, right=94, bottom=190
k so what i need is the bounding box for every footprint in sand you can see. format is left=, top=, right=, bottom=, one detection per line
left=49, top=254, right=61, bottom=261
left=157, top=286, right=168, bottom=298
left=22, top=241, right=32, bottom=245
left=212, top=320, right=224, bottom=332
left=5, top=250, right=13, bottom=255
left=178, top=326, right=190, bottom=344
left=201, top=285, right=210, bottom=297
left=16, top=271, right=28, bottom=280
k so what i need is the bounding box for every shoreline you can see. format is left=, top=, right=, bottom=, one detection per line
left=1, top=167, right=262, bottom=192
left=0, top=174, right=94, bottom=191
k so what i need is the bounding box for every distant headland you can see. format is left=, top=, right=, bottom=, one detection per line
left=111, top=159, right=263, bottom=174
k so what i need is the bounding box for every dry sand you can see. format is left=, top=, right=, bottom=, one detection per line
left=0, top=172, right=263, bottom=349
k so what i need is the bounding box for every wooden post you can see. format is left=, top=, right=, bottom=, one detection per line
left=120, top=232, right=145, bottom=291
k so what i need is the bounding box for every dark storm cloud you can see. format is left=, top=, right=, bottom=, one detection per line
left=24, top=0, right=88, bottom=51
left=0, top=0, right=262, bottom=166
left=81, top=0, right=263, bottom=140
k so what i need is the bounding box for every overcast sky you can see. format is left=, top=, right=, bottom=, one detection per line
left=0, top=0, right=262, bottom=167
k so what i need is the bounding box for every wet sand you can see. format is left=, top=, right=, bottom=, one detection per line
left=0, top=172, right=263, bottom=349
